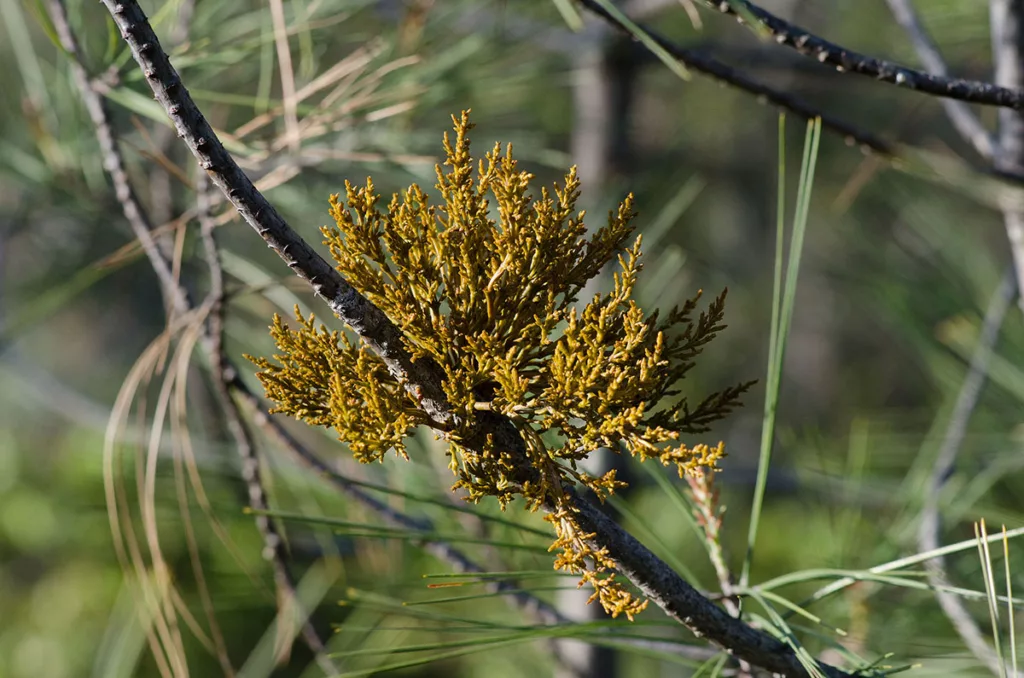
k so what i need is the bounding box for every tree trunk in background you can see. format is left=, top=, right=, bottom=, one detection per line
left=555, top=19, right=638, bottom=678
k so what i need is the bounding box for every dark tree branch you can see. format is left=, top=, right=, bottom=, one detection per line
left=917, top=270, right=1018, bottom=678
left=577, top=0, right=894, bottom=156
left=101, top=0, right=461, bottom=434
left=47, top=1, right=338, bottom=670
left=578, top=0, right=1024, bottom=190
left=49, top=1, right=655, bottom=660
left=97, top=1, right=870, bottom=674
left=883, top=0, right=995, bottom=159
left=705, top=0, right=1024, bottom=109
left=569, top=495, right=857, bottom=678
left=48, top=0, right=611, bottom=653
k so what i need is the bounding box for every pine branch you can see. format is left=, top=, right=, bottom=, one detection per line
left=577, top=0, right=894, bottom=156
left=96, top=2, right=866, bottom=674
left=49, top=1, right=644, bottom=662
left=704, top=0, right=1024, bottom=109
left=46, top=0, right=187, bottom=313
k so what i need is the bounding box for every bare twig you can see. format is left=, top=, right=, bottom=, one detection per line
left=197, top=175, right=339, bottom=675
left=704, top=0, right=1024, bottom=109
left=47, top=0, right=186, bottom=313
left=917, top=270, right=1018, bottom=677
left=97, top=1, right=866, bottom=674
left=47, top=1, right=337, bottom=670
left=993, top=0, right=1024, bottom=313
left=577, top=0, right=894, bottom=156
left=883, top=0, right=995, bottom=159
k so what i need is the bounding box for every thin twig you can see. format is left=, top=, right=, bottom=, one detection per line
left=197, top=175, right=339, bottom=675
left=704, top=0, right=1024, bottom=109
left=47, top=0, right=187, bottom=314
left=993, top=0, right=1024, bottom=314
left=883, top=0, right=995, bottom=159
left=47, top=1, right=337, bottom=670
left=917, top=270, right=1018, bottom=678
left=98, top=2, right=866, bottom=674
left=577, top=0, right=894, bottom=156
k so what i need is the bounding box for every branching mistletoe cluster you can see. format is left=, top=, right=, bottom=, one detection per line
left=249, top=112, right=751, bottom=618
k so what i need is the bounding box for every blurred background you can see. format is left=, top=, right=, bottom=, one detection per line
left=2, top=0, right=1022, bottom=676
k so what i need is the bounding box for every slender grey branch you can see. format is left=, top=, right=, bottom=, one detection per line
left=197, top=178, right=339, bottom=675
left=48, top=1, right=337, bottom=670
left=47, top=0, right=187, bottom=314
left=705, top=0, right=1024, bottom=109
left=97, top=1, right=866, bottom=674
left=883, top=0, right=995, bottom=159
left=993, top=0, right=1024, bottom=311
left=917, top=270, right=1017, bottom=678
left=212, top=368, right=339, bottom=676
left=576, top=0, right=894, bottom=156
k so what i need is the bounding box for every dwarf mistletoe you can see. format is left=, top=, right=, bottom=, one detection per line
left=250, top=112, right=750, bottom=618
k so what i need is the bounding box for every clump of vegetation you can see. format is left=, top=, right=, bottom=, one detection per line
left=250, top=112, right=750, bottom=618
